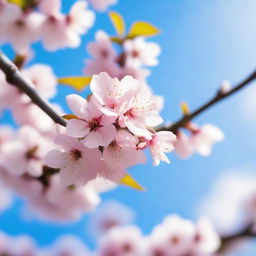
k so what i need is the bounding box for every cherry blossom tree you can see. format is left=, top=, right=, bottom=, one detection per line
left=0, top=0, right=256, bottom=255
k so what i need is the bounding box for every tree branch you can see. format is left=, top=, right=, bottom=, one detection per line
left=219, top=224, right=256, bottom=253
left=158, top=69, right=256, bottom=133
left=0, top=51, right=67, bottom=127
left=1, top=50, right=256, bottom=133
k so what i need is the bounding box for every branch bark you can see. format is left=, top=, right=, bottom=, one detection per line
left=219, top=224, right=256, bottom=253
left=0, top=51, right=67, bottom=127
left=1, top=50, right=256, bottom=133
left=158, top=70, right=256, bottom=133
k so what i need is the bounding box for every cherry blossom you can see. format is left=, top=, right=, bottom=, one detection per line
left=21, top=64, right=57, bottom=100
left=119, top=86, right=163, bottom=139
left=66, top=94, right=117, bottom=148
left=97, top=226, right=145, bottom=256
left=87, top=30, right=117, bottom=61
left=0, top=179, right=12, bottom=213
left=124, top=37, right=161, bottom=68
left=84, top=30, right=161, bottom=81
left=148, top=131, right=176, bottom=166
left=48, top=235, right=90, bottom=256
left=1, top=126, right=53, bottom=177
left=89, top=0, right=117, bottom=12
left=192, top=217, right=221, bottom=255
left=0, top=3, right=44, bottom=53
left=198, top=172, right=256, bottom=235
left=174, top=131, right=194, bottom=159
left=190, top=124, right=224, bottom=156
left=40, top=0, right=95, bottom=51
left=102, top=129, right=147, bottom=175
left=45, top=134, right=102, bottom=186
left=90, top=72, right=138, bottom=117
left=90, top=200, right=135, bottom=237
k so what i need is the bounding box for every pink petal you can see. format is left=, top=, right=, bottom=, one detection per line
left=66, top=119, right=90, bottom=138
left=44, top=149, right=67, bottom=169
left=66, top=94, right=87, bottom=117
left=83, top=125, right=116, bottom=148
left=60, top=164, right=79, bottom=186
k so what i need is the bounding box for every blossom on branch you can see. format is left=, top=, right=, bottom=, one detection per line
left=46, top=72, right=176, bottom=187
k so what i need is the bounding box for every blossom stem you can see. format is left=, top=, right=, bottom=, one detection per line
left=158, top=69, right=256, bottom=133
left=219, top=224, right=255, bottom=253
left=0, top=51, right=67, bottom=127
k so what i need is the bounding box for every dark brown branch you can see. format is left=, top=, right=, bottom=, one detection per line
left=219, top=224, right=256, bottom=253
left=0, top=51, right=67, bottom=127
left=158, top=70, right=256, bottom=133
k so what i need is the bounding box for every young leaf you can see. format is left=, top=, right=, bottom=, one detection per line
left=7, top=0, right=37, bottom=9
left=119, top=174, right=145, bottom=191
left=63, top=114, right=79, bottom=120
left=127, top=21, right=160, bottom=39
left=180, top=101, right=190, bottom=116
left=109, top=11, right=126, bottom=37
left=58, top=77, right=92, bottom=91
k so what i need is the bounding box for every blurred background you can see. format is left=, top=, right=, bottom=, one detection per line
left=1, top=0, right=256, bottom=253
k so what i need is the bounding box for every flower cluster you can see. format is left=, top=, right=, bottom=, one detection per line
left=175, top=122, right=224, bottom=159
left=0, top=214, right=220, bottom=256
left=0, top=125, right=116, bottom=221
left=46, top=72, right=177, bottom=186
left=84, top=30, right=161, bottom=81
left=0, top=63, right=59, bottom=131
left=0, top=0, right=95, bottom=53
left=199, top=172, right=256, bottom=235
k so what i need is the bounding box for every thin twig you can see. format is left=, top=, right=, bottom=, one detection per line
left=0, top=51, right=67, bottom=127
left=158, top=70, right=256, bottom=133
left=1, top=50, right=256, bottom=132
left=219, top=224, right=255, bottom=253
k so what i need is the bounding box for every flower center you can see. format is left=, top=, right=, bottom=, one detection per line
left=15, top=20, right=25, bottom=27
left=89, top=118, right=100, bottom=130
left=124, top=108, right=136, bottom=119
left=132, top=50, right=140, bottom=58
left=101, top=49, right=109, bottom=58
left=122, top=242, right=132, bottom=252
left=70, top=149, right=82, bottom=161
left=25, top=146, right=38, bottom=159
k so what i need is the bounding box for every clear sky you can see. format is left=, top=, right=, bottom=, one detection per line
left=1, top=0, right=256, bottom=252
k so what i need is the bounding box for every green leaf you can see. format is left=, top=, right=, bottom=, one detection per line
left=7, top=0, right=37, bottom=9
left=127, top=21, right=160, bottom=39
left=58, top=77, right=92, bottom=91
left=119, top=174, right=145, bottom=191
left=109, top=11, right=126, bottom=37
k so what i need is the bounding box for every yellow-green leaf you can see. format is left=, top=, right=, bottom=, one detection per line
left=119, top=174, right=145, bottom=191
left=180, top=101, right=190, bottom=116
left=109, top=11, right=126, bottom=37
left=7, top=0, right=37, bottom=9
left=63, top=114, right=79, bottom=120
left=58, top=77, right=92, bottom=91
left=127, top=21, right=160, bottom=39
left=110, top=36, right=123, bottom=45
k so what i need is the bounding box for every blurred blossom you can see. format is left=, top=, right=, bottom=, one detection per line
left=0, top=1, right=95, bottom=53
left=84, top=30, right=161, bottom=82
left=46, top=235, right=90, bottom=256
left=198, top=171, right=256, bottom=235
left=0, top=180, right=12, bottom=213
left=90, top=200, right=135, bottom=237
left=88, top=0, right=117, bottom=12
left=96, top=225, right=145, bottom=256
left=175, top=123, right=224, bottom=159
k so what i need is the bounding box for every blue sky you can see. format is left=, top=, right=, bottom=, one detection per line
left=1, top=0, right=256, bottom=251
